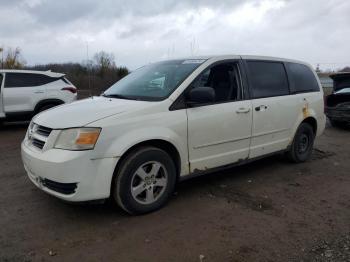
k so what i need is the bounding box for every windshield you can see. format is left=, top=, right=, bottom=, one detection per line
left=103, top=59, right=205, bottom=101
left=335, top=87, right=350, bottom=94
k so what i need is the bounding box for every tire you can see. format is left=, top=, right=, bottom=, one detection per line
left=287, top=123, right=315, bottom=163
left=112, top=147, right=177, bottom=215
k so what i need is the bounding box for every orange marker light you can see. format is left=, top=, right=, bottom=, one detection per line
left=76, top=131, right=100, bottom=145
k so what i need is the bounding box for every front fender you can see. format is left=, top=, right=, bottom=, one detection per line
left=108, top=127, right=187, bottom=170
left=91, top=109, right=189, bottom=177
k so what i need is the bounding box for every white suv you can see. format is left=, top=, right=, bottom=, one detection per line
left=21, top=55, right=326, bottom=214
left=0, top=70, right=77, bottom=122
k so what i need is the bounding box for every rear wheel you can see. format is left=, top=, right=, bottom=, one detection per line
left=287, top=123, right=315, bottom=163
left=112, top=147, right=176, bottom=215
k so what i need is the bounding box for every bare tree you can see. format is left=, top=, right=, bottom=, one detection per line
left=93, top=51, right=116, bottom=76
left=3, top=47, right=26, bottom=69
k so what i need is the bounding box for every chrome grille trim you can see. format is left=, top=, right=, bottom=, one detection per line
left=29, top=124, right=52, bottom=150
left=36, top=125, right=52, bottom=137
left=32, top=138, right=45, bottom=149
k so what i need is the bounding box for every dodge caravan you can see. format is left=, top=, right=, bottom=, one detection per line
left=21, top=55, right=326, bottom=214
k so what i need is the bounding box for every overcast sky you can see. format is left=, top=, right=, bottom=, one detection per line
left=0, top=0, right=349, bottom=70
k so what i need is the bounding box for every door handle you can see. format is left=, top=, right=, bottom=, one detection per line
left=236, top=108, right=250, bottom=114
left=34, top=91, right=44, bottom=94
left=255, top=105, right=268, bottom=111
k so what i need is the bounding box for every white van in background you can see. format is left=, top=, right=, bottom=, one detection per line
left=21, top=55, right=326, bottom=215
left=0, top=70, right=77, bottom=122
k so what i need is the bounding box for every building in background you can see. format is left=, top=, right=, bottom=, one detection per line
left=318, top=73, right=333, bottom=95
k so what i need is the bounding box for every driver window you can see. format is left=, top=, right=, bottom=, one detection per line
left=191, top=62, right=242, bottom=103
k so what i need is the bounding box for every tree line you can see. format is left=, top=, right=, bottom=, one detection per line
left=0, top=47, right=129, bottom=96
left=2, top=45, right=350, bottom=96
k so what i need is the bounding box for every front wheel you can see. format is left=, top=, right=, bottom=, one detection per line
left=287, top=123, right=315, bottom=163
left=112, top=147, right=176, bottom=215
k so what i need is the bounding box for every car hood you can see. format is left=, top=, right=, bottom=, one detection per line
left=33, top=96, right=152, bottom=129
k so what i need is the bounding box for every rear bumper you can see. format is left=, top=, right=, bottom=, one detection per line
left=21, top=140, right=118, bottom=202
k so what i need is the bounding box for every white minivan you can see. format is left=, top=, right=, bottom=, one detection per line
left=21, top=55, right=326, bottom=214
left=0, top=70, right=77, bottom=122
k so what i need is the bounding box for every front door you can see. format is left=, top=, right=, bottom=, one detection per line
left=0, top=73, right=4, bottom=118
left=187, top=61, right=252, bottom=172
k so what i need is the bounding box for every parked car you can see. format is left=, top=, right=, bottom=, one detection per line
left=21, top=55, right=326, bottom=214
left=0, top=69, right=77, bottom=122
left=325, top=72, right=350, bottom=127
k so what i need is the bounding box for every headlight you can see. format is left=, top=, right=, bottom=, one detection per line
left=54, top=128, right=101, bottom=150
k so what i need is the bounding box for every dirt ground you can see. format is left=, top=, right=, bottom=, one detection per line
left=0, top=122, right=350, bottom=262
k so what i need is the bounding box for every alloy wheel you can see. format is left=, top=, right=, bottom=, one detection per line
left=130, top=161, right=168, bottom=205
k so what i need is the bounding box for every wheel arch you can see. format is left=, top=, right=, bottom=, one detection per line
left=113, top=139, right=182, bottom=183
left=289, top=115, right=318, bottom=148
left=301, top=116, right=317, bottom=135
left=34, top=99, right=64, bottom=113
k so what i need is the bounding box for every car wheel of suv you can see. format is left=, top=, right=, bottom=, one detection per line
left=113, top=147, right=177, bottom=215
left=287, top=123, right=315, bottom=163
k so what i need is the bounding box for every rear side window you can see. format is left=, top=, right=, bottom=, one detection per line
left=4, top=73, right=58, bottom=88
left=0, top=74, right=3, bottom=86
left=62, top=77, right=72, bottom=85
left=246, top=61, right=289, bottom=99
left=287, top=63, right=319, bottom=93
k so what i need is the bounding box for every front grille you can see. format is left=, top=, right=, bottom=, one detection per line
left=32, top=138, right=45, bottom=149
left=37, top=125, right=52, bottom=137
left=42, top=178, right=77, bottom=195
left=29, top=124, right=52, bottom=150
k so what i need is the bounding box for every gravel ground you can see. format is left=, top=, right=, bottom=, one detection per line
left=0, top=122, right=349, bottom=262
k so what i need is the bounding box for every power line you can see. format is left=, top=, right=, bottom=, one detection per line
left=314, top=62, right=350, bottom=65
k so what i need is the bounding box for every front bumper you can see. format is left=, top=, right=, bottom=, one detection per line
left=21, top=140, right=118, bottom=202
left=326, top=108, right=350, bottom=122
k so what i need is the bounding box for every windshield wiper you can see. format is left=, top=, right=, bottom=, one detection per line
left=102, top=94, right=135, bottom=100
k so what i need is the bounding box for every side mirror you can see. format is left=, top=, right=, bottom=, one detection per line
left=187, top=87, right=215, bottom=106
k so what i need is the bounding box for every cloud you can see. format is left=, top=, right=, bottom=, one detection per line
left=0, top=0, right=349, bottom=70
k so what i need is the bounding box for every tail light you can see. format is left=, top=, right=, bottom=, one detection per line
left=61, top=87, right=77, bottom=94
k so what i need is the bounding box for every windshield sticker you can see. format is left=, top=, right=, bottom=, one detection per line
left=182, top=59, right=206, bottom=64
